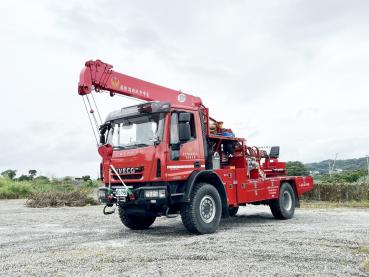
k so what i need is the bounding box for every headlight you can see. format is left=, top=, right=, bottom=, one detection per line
left=98, top=188, right=106, bottom=199
left=144, top=190, right=159, bottom=198
left=144, top=189, right=166, bottom=198
left=158, top=189, right=166, bottom=198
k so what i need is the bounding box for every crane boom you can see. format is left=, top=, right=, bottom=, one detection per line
left=78, top=59, right=203, bottom=109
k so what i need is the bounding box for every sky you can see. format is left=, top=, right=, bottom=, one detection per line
left=0, top=0, right=368, bottom=177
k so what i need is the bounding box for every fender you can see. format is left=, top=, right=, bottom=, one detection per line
left=183, top=170, right=229, bottom=217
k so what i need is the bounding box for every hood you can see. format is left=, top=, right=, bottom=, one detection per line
left=110, top=146, right=157, bottom=183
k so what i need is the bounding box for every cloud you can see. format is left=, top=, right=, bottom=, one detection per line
left=0, top=0, right=368, bottom=176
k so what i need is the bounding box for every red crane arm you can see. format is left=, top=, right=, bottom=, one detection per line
left=78, top=60, right=203, bottom=109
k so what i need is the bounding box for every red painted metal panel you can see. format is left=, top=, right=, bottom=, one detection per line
left=215, top=169, right=237, bottom=205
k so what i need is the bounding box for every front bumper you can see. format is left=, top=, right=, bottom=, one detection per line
left=97, top=185, right=169, bottom=206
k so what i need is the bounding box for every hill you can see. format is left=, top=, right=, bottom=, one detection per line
left=305, top=157, right=368, bottom=174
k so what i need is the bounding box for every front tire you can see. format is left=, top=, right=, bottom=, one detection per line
left=269, top=182, right=296, bottom=219
left=118, top=206, right=156, bottom=230
left=181, top=183, right=222, bottom=234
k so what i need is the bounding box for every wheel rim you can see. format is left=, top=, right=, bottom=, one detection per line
left=199, top=195, right=216, bottom=223
left=282, top=191, right=292, bottom=211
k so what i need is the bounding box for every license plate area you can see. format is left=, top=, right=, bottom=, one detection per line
left=115, top=188, right=128, bottom=197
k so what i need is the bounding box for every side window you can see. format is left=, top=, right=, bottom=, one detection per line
left=170, top=112, right=196, bottom=144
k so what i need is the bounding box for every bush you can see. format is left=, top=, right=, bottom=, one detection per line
left=0, top=176, right=100, bottom=208
left=0, top=179, right=33, bottom=199
left=357, top=175, right=369, bottom=183
left=26, top=189, right=98, bottom=208
left=0, top=177, right=76, bottom=199
left=302, top=182, right=369, bottom=202
left=81, top=179, right=99, bottom=189
left=316, top=170, right=367, bottom=183
left=286, top=161, right=309, bottom=176
left=34, top=176, right=49, bottom=182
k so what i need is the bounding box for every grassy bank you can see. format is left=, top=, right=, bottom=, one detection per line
left=0, top=177, right=99, bottom=207
left=2, top=177, right=369, bottom=208
left=299, top=181, right=369, bottom=208
left=302, top=182, right=369, bottom=202
left=300, top=200, right=369, bottom=208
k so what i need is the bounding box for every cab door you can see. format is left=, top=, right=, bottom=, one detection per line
left=166, top=111, right=205, bottom=181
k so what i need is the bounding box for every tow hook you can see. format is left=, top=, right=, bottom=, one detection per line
left=103, top=204, right=116, bottom=215
left=165, top=207, right=178, bottom=218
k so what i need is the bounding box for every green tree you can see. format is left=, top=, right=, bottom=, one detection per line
left=18, top=174, right=30, bottom=181
left=34, top=176, right=49, bottom=182
left=28, top=169, right=37, bottom=179
left=63, top=176, right=73, bottom=182
left=1, top=169, right=17, bottom=180
left=286, top=161, right=309, bottom=176
left=81, top=175, right=91, bottom=182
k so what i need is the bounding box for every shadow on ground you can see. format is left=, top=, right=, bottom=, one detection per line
left=114, top=210, right=277, bottom=238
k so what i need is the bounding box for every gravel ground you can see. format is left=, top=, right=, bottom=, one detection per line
left=0, top=200, right=369, bottom=277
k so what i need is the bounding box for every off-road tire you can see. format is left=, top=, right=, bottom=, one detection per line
left=269, top=182, right=296, bottom=219
left=180, top=183, right=222, bottom=234
left=229, top=206, right=239, bottom=217
left=118, top=206, right=156, bottom=230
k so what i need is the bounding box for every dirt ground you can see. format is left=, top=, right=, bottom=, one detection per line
left=0, top=199, right=369, bottom=276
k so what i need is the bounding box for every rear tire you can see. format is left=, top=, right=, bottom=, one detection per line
left=229, top=206, right=239, bottom=217
left=181, top=183, right=222, bottom=234
left=269, top=182, right=296, bottom=219
left=118, top=206, right=156, bottom=230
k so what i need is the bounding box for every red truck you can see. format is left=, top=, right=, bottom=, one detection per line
left=78, top=59, right=314, bottom=234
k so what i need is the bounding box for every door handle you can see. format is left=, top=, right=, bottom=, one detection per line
left=194, top=161, right=201, bottom=168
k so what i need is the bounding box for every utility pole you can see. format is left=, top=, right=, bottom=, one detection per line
left=366, top=155, right=369, bottom=176
left=332, top=153, right=338, bottom=173
left=329, top=153, right=338, bottom=177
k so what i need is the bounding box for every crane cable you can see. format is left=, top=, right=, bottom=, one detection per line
left=85, top=94, right=100, bottom=130
left=91, top=92, right=103, bottom=123
left=82, top=96, right=99, bottom=146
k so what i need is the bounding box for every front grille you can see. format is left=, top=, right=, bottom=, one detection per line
left=114, top=167, right=144, bottom=174
left=112, top=174, right=143, bottom=180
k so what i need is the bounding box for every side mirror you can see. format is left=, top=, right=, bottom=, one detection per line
left=178, top=122, right=191, bottom=142
left=99, top=122, right=111, bottom=145
left=179, top=112, right=191, bottom=122
left=178, top=112, right=191, bottom=142
left=100, top=134, right=105, bottom=144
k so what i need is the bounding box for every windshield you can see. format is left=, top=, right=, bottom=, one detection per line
left=107, top=113, right=165, bottom=150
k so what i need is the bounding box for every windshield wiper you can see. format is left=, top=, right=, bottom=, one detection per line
left=123, top=143, right=151, bottom=149
left=113, top=143, right=153, bottom=150
left=113, top=146, right=128, bottom=150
